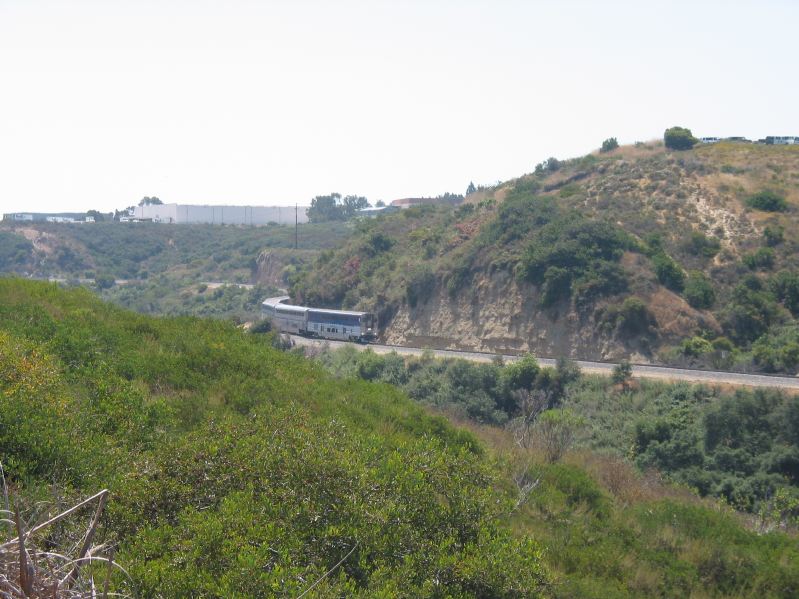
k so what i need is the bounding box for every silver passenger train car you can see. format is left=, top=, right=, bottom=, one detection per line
left=261, top=296, right=377, bottom=343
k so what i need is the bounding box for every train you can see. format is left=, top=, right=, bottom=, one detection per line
left=261, top=296, right=377, bottom=343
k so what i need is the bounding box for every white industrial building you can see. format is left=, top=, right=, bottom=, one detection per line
left=133, top=204, right=309, bottom=225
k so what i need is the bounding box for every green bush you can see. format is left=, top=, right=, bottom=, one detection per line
left=764, top=225, right=784, bottom=246
left=684, top=231, right=721, bottom=257
left=620, top=296, right=653, bottom=333
left=752, top=326, right=799, bottom=373
left=684, top=271, right=716, bottom=309
left=519, top=215, right=632, bottom=307
left=95, top=272, right=116, bottom=289
left=664, top=126, right=697, bottom=150
left=540, top=266, right=572, bottom=307
left=405, top=264, right=436, bottom=308
left=747, top=190, right=788, bottom=212
left=600, top=137, right=619, bottom=153
left=770, top=270, right=799, bottom=316
left=0, top=231, right=34, bottom=271
left=680, top=335, right=714, bottom=357
left=652, top=252, right=685, bottom=291
left=743, top=247, right=775, bottom=270
left=722, top=282, right=780, bottom=345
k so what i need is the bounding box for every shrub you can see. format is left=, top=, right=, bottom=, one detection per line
left=681, top=335, right=714, bottom=357
left=684, top=271, right=716, bottom=309
left=534, top=157, right=561, bottom=174
left=536, top=409, right=585, bottom=463
left=0, top=231, right=34, bottom=271
left=520, top=215, right=632, bottom=306
left=572, top=261, right=629, bottom=306
left=764, top=225, right=784, bottom=247
left=95, top=273, right=116, bottom=289
left=611, top=296, right=654, bottom=336
left=405, top=265, right=436, bottom=308
left=770, top=270, right=799, bottom=316
left=743, top=247, right=775, bottom=270
left=752, top=326, right=799, bottom=373
left=501, top=354, right=540, bottom=393
left=540, top=266, right=572, bottom=307
left=652, top=252, right=685, bottom=291
left=249, top=319, right=273, bottom=334
left=722, top=283, right=781, bottom=345
left=747, top=191, right=788, bottom=212
left=365, top=230, right=394, bottom=254
left=684, top=231, right=721, bottom=258
left=664, top=126, right=697, bottom=150
left=600, top=137, right=619, bottom=153
left=612, top=360, right=633, bottom=387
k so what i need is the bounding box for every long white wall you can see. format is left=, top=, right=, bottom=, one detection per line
left=134, top=204, right=309, bottom=225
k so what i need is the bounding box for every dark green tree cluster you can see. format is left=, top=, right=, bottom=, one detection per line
left=632, top=385, right=799, bottom=513
left=664, top=126, right=697, bottom=150
left=600, top=137, right=619, bottom=153
left=0, top=231, right=34, bottom=272
left=318, top=348, right=580, bottom=426
left=520, top=214, right=632, bottom=306
left=307, top=192, right=370, bottom=222
left=747, top=190, right=788, bottom=212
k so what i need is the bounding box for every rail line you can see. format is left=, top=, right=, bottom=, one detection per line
left=289, top=336, right=799, bottom=390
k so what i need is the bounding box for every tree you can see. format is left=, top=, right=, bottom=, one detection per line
left=307, top=193, right=370, bottom=222
left=600, top=137, right=619, bottom=153
left=85, top=210, right=106, bottom=222
left=138, top=196, right=163, bottom=206
left=466, top=181, right=477, bottom=195
left=307, top=193, right=343, bottom=223
left=375, top=200, right=386, bottom=207
left=664, top=126, right=697, bottom=150
left=342, top=195, right=369, bottom=217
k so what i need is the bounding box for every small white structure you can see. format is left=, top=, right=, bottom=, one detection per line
left=765, top=136, right=799, bottom=145
left=134, top=204, right=309, bottom=225
left=699, top=137, right=721, bottom=144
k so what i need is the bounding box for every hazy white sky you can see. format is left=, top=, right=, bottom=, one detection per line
left=1, top=0, right=797, bottom=213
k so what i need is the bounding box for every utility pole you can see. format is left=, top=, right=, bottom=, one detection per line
left=295, top=204, right=298, bottom=250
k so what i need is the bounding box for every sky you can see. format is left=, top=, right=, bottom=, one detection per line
left=1, top=0, right=797, bottom=213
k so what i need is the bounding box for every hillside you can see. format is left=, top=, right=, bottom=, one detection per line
left=0, top=221, right=350, bottom=320
left=1, top=279, right=798, bottom=597
left=292, top=140, right=799, bottom=373
left=0, top=279, right=544, bottom=596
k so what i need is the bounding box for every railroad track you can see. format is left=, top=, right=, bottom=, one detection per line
left=289, top=335, right=799, bottom=390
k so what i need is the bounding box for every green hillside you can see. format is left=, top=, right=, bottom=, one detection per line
left=1, top=278, right=798, bottom=597
left=292, top=141, right=799, bottom=373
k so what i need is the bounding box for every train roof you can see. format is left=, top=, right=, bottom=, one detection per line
left=261, top=296, right=373, bottom=317
left=307, top=307, right=373, bottom=317
left=262, top=295, right=292, bottom=308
